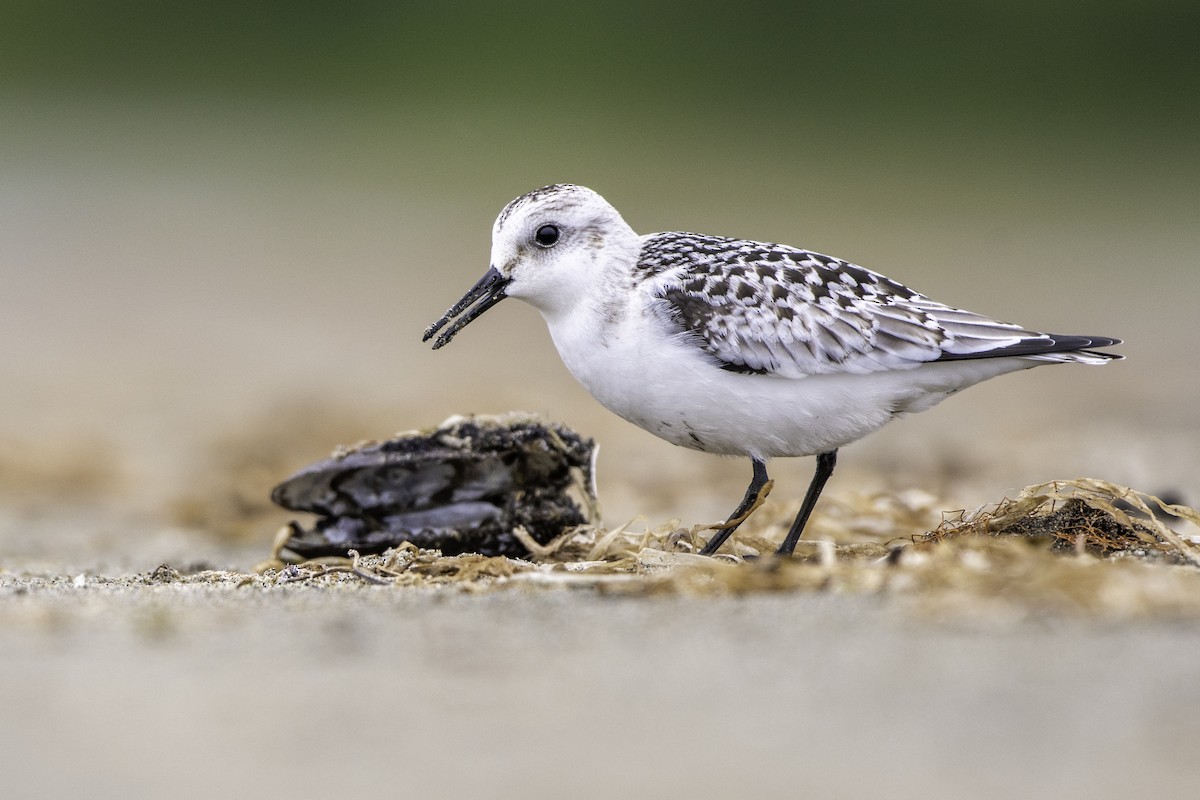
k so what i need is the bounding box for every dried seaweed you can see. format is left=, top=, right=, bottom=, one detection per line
left=248, top=478, right=1200, bottom=619
left=922, top=479, right=1200, bottom=566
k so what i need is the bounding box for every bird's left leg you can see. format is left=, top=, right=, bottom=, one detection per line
left=699, top=457, right=771, bottom=556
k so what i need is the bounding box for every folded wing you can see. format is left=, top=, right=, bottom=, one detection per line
left=639, top=232, right=1119, bottom=378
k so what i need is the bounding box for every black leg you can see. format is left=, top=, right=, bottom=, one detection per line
left=699, top=458, right=769, bottom=556
left=776, top=450, right=838, bottom=556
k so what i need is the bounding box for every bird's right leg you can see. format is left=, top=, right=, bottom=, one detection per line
left=776, top=450, right=838, bottom=556
left=699, top=457, right=770, bottom=556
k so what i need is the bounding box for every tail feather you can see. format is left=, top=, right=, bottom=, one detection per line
left=937, top=334, right=1123, bottom=365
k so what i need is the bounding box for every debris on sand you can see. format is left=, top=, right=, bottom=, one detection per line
left=270, top=413, right=597, bottom=559
left=255, top=478, right=1200, bottom=619
left=923, top=479, right=1200, bottom=566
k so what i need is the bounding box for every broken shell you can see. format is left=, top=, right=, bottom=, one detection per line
left=271, top=413, right=597, bottom=558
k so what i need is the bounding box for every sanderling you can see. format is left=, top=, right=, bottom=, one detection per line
left=423, top=184, right=1121, bottom=556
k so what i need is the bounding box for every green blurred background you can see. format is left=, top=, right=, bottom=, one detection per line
left=2, top=1, right=1197, bottom=536
left=5, top=3, right=1197, bottom=142
left=6, top=1, right=1197, bottom=128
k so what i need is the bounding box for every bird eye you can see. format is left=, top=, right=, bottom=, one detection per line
left=534, top=224, right=560, bottom=248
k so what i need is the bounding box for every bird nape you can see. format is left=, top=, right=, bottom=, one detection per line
left=424, top=184, right=1122, bottom=557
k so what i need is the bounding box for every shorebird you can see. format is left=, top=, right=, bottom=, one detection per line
left=424, top=184, right=1121, bottom=555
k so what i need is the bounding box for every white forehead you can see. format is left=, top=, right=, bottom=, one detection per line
left=492, top=184, right=609, bottom=239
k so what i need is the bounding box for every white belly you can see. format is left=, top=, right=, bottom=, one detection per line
left=541, top=302, right=1036, bottom=460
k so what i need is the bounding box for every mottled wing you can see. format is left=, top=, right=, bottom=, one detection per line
left=637, top=232, right=1094, bottom=378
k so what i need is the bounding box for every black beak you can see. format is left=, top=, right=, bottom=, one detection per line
left=423, top=267, right=511, bottom=349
